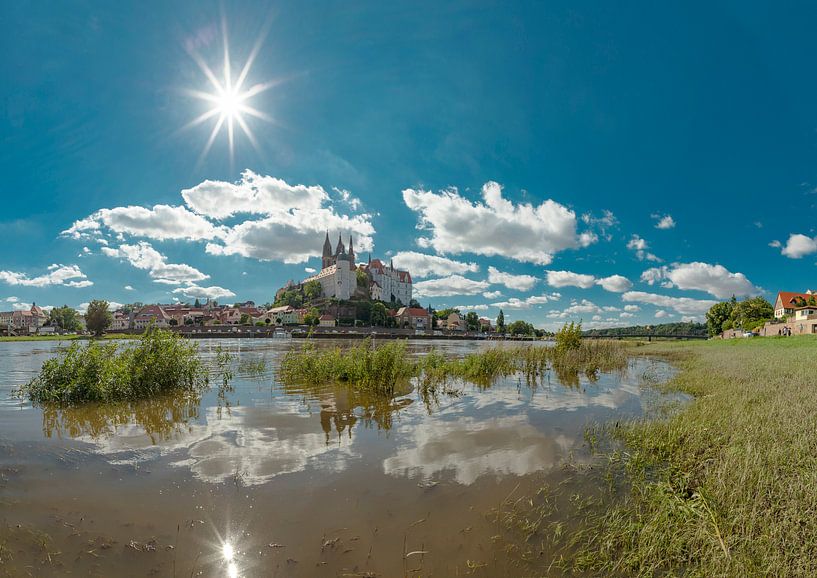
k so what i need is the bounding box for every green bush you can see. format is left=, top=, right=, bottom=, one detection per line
left=20, top=328, right=207, bottom=404
left=555, top=321, right=583, bottom=352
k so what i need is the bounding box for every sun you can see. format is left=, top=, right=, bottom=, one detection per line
left=182, top=16, right=277, bottom=167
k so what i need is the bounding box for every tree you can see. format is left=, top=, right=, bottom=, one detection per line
left=239, top=313, right=252, bottom=325
left=275, top=289, right=304, bottom=308
left=304, top=280, right=323, bottom=301
left=303, top=307, right=321, bottom=326
left=730, top=296, right=773, bottom=330
left=194, top=298, right=201, bottom=308
left=409, top=298, right=422, bottom=309
left=85, top=300, right=112, bottom=336
left=705, top=297, right=736, bottom=336
left=507, top=320, right=534, bottom=335
left=497, top=309, right=506, bottom=334
left=465, top=311, right=480, bottom=331
left=371, top=302, right=388, bottom=326
left=434, top=308, right=460, bottom=320
left=48, top=305, right=80, bottom=331
left=355, top=269, right=368, bottom=289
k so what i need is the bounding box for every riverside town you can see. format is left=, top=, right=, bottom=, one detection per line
left=5, top=3, right=817, bottom=577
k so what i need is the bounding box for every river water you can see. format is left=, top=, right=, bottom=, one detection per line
left=0, top=339, right=677, bottom=577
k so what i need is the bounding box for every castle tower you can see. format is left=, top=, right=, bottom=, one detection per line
left=322, top=231, right=333, bottom=269
left=336, top=233, right=346, bottom=256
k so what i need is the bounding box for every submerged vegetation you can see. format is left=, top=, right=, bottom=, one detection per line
left=279, top=334, right=629, bottom=396
left=18, top=328, right=207, bottom=404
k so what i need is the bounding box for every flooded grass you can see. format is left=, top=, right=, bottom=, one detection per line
left=496, top=337, right=817, bottom=576
left=279, top=339, right=417, bottom=396
left=17, top=328, right=207, bottom=404
left=281, top=337, right=630, bottom=397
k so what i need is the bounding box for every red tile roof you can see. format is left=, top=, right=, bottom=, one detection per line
left=397, top=307, right=430, bottom=317
left=776, top=292, right=816, bottom=308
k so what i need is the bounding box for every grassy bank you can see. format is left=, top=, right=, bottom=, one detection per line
left=503, top=336, right=817, bottom=576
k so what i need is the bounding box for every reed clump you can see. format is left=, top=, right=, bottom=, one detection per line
left=19, top=328, right=207, bottom=404
left=279, top=338, right=417, bottom=396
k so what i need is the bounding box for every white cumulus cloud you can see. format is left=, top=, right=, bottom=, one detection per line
left=101, top=242, right=209, bottom=285
left=403, top=181, right=595, bottom=265
left=172, top=284, right=236, bottom=301
left=491, top=293, right=560, bottom=309
left=0, top=264, right=93, bottom=288
left=639, top=262, right=758, bottom=299
left=545, top=270, right=596, bottom=289
left=391, top=251, right=479, bottom=279
left=627, top=235, right=661, bottom=262
left=413, top=275, right=490, bottom=298
left=545, top=270, right=632, bottom=293
left=63, top=172, right=376, bottom=266
left=622, top=291, right=717, bottom=315
left=595, top=274, right=633, bottom=293
left=487, top=266, right=538, bottom=291
left=778, top=233, right=817, bottom=259
left=653, top=214, right=676, bottom=229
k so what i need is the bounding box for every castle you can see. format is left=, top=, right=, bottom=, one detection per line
left=303, top=233, right=412, bottom=303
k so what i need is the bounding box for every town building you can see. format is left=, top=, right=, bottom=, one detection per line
left=360, top=257, right=412, bottom=305
left=319, top=314, right=336, bottom=327
left=0, top=304, right=48, bottom=333
left=773, top=290, right=817, bottom=319
left=395, top=307, right=431, bottom=329
left=446, top=312, right=465, bottom=331
left=479, top=317, right=493, bottom=332
left=267, top=305, right=300, bottom=325
left=111, top=311, right=132, bottom=330
left=133, top=305, right=172, bottom=329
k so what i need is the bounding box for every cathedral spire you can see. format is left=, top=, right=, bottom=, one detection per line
left=336, top=232, right=345, bottom=255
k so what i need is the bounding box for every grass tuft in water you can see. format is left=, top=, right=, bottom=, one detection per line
left=279, top=337, right=417, bottom=396
left=18, top=328, right=208, bottom=405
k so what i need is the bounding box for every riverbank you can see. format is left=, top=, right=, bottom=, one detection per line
left=0, top=334, right=135, bottom=342
left=522, top=335, right=817, bottom=575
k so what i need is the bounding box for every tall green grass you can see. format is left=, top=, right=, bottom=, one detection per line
left=279, top=338, right=629, bottom=395
left=498, top=337, right=817, bottom=576
left=19, top=328, right=207, bottom=404
left=279, top=338, right=417, bottom=396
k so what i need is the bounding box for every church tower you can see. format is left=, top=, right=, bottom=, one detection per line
left=348, top=235, right=355, bottom=269
left=335, top=233, right=346, bottom=256
left=322, top=231, right=333, bottom=269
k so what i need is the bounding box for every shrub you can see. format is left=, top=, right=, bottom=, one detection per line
left=555, top=321, right=583, bottom=352
left=20, top=328, right=207, bottom=404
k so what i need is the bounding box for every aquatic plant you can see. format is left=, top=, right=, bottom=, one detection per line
left=19, top=328, right=208, bottom=404
left=279, top=338, right=417, bottom=396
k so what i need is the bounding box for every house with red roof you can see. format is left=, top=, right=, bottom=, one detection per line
left=773, top=290, right=817, bottom=319
left=395, top=307, right=431, bottom=329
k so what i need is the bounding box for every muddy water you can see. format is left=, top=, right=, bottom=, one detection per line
left=0, top=339, right=677, bottom=577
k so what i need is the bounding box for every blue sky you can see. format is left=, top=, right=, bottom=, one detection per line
left=2, top=1, right=817, bottom=328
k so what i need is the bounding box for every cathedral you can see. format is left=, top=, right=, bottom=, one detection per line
left=304, top=233, right=412, bottom=303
